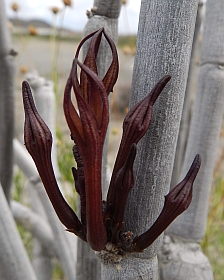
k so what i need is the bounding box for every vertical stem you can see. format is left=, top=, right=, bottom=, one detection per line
left=0, top=184, right=37, bottom=280
left=168, top=0, right=224, bottom=245
left=29, top=181, right=53, bottom=280
left=162, top=1, right=224, bottom=279
left=171, top=1, right=204, bottom=188
left=0, top=0, right=15, bottom=201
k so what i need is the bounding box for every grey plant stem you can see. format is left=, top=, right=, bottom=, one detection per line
left=171, top=1, right=204, bottom=188
left=161, top=1, right=224, bottom=279
left=0, top=183, right=37, bottom=280
left=0, top=0, right=15, bottom=201
left=11, top=200, right=57, bottom=257
left=168, top=0, right=224, bottom=244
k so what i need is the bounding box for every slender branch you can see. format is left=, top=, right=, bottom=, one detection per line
left=0, top=0, right=15, bottom=201
left=13, top=139, right=77, bottom=280
left=11, top=200, right=57, bottom=257
left=0, top=184, right=37, bottom=280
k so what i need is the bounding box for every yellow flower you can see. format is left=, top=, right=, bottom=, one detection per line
left=12, top=3, right=19, bottom=11
left=63, top=0, right=72, bottom=7
left=20, top=66, right=28, bottom=74
left=52, top=7, right=59, bottom=14
left=28, top=26, right=38, bottom=36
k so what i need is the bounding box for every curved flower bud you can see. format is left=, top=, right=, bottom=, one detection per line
left=126, top=154, right=201, bottom=252
left=22, top=81, right=86, bottom=241
left=106, top=75, right=171, bottom=220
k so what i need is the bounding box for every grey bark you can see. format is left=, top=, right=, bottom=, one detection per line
left=11, top=200, right=57, bottom=257
left=0, top=183, right=37, bottom=280
left=76, top=1, right=122, bottom=280
left=168, top=0, right=224, bottom=245
left=0, top=0, right=15, bottom=201
left=171, top=1, right=204, bottom=188
left=0, top=3, right=36, bottom=279
left=29, top=181, right=53, bottom=280
left=163, top=0, right=224, bottom=278
left=13, top=194, right=54, bottom=280
left=34, top=180, right=76, bottom=280
left=102, top=0, right=198, bottom=279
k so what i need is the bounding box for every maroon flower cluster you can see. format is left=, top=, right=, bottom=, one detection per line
left=22, top=28, right=201, bottom=253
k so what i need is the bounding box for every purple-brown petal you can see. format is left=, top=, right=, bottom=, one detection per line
left=78, top=29, right=104, bottom=100
left=63, top=64, right=85, bottom=145
left=73, top=59, right=109, bottom=137
left=75, top=28, right=103, bottom=63
left=102, top=29, right=119, bottom=94
left=126, top=154, right=201, bottom=252
left=22, top=81, right=86, bottom=241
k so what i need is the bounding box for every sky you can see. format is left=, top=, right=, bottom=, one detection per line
left=4, top=0, right=141, bottom=34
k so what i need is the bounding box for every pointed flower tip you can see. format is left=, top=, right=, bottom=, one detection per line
left=121, top=75, right=171, bottom=146
left=22, top=80, right=34, bottom=110
left=129, top=154, right=202, bottom=252
left=22, top=80, right=35, bottom=117
left=164, top=74, right=171, bottom=82
left=194, top=154, right=201, bottom=169
left=22, top=80, right=29, bottom=90
left=164, top=74, right=171, bottom=86
left=22, top=81, right=52, bottom=160
left=158, top=75, right=171, bottom=87
left=166, top=154, right=201, bottom=215
left=149, top=74, right=171, bottom=106
left=183, top=153, right=201, bottom=185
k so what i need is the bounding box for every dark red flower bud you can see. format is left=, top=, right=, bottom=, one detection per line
left=127, top=154, right=201, bottom=252
left=22, top=81, right=86, bottom=241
